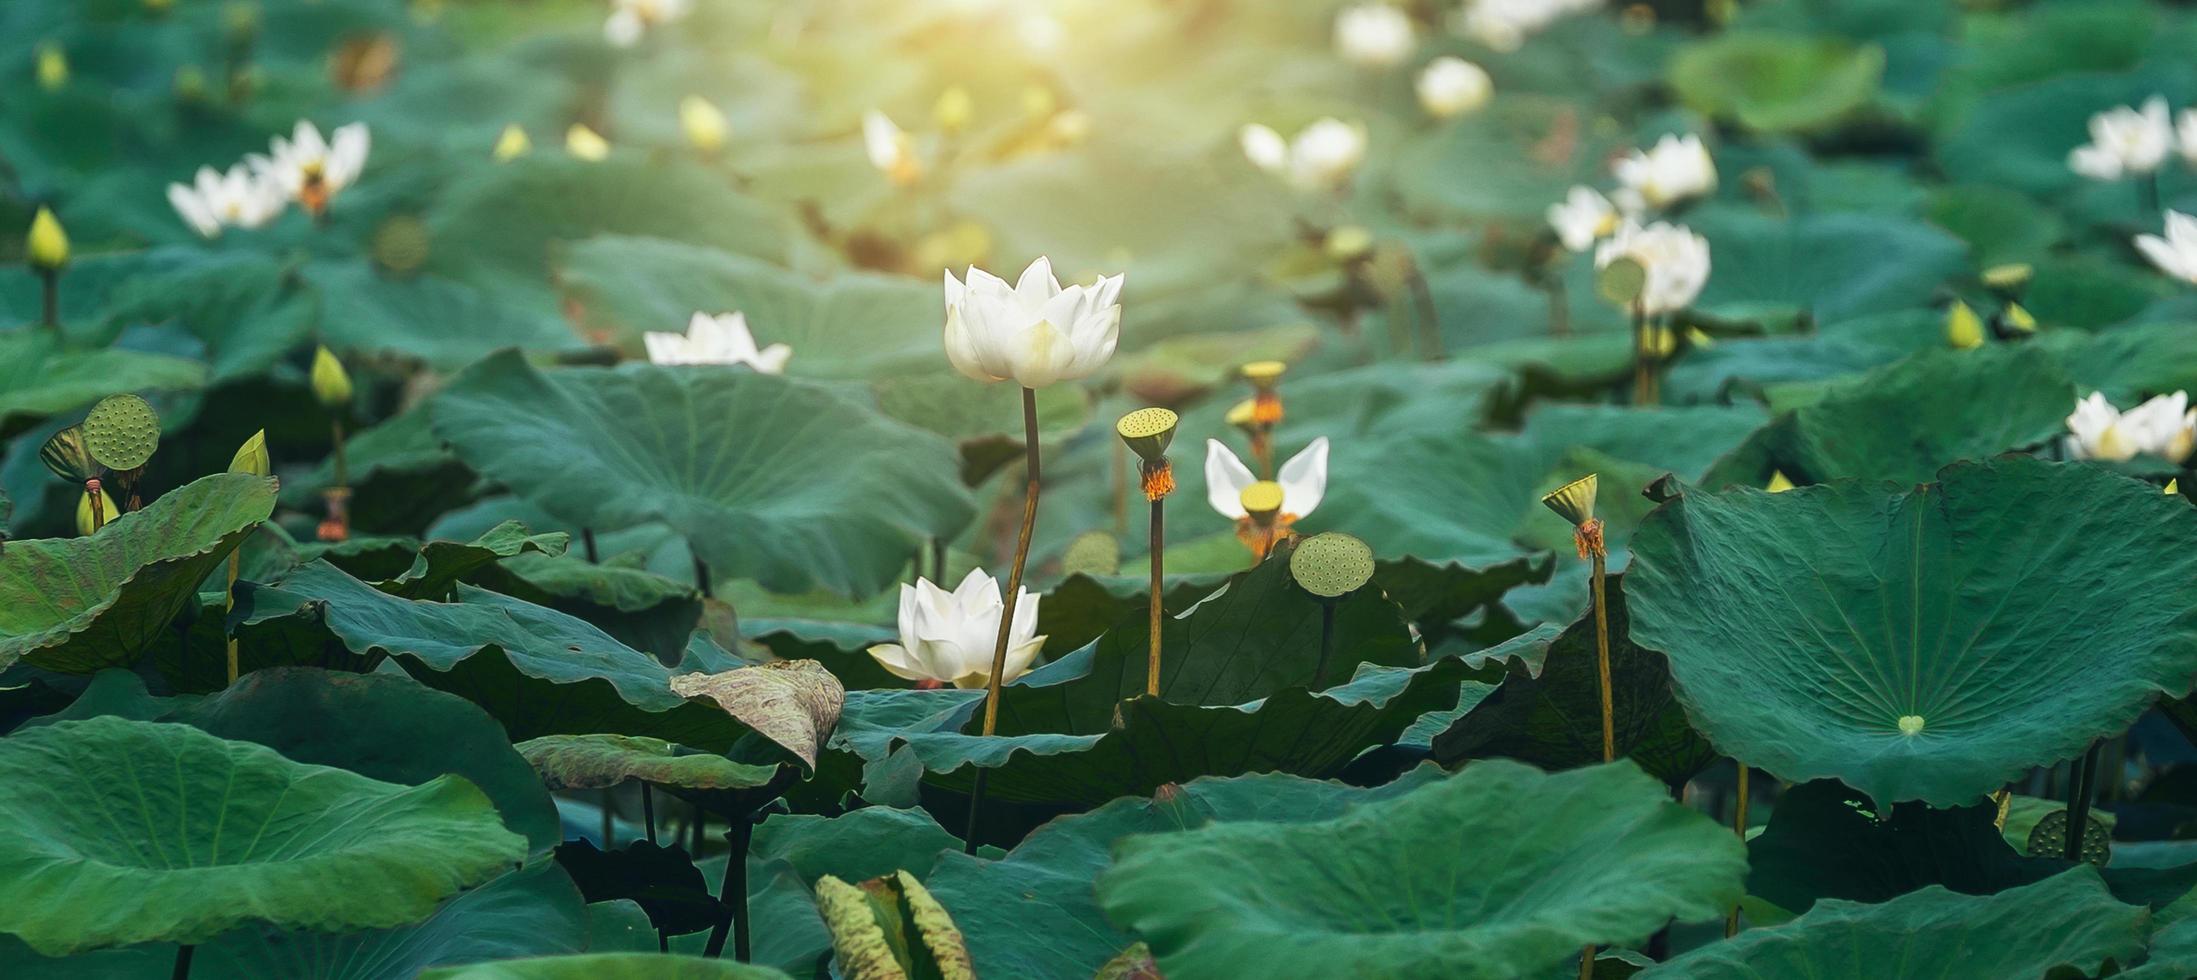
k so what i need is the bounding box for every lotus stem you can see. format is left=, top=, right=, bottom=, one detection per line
left=703, top=815, right=755, bottom=960
left=931, top=537, right=947, bottom=584
left=1113, top=437, right=1128, bottom=538
left=581, top=528, right=599, bottom=563
left=171, top=944, right=194, bottom=980
left=693, top=553, right=713, bottom=598
left=600, top=790, right=614, bottom=846
left=1313, top=599, right=1337, bottom=690
left=1630, top=304, right=1652, bottom=407
left=966, top=386, right=1042, bottom=853
left=1145, top=459, right=1172, bottom=697
left=1405, top=255, right=1444, bottom=360
left=642, top=784, right=657, bottom=845
left=38, top=269, right=57, bottom=330
left=1590, top=544, right=1613, bottom=762
left=85, top=478, right=105, bottom=532
left=1725, top=762, right=1749, bottom=937
left=319, top=419, right=352, bottom=542
left=2065, top=740, right=2103, bottom=862
left=224, top=551, right=241, bottom=686
left=2144, top=172, right=2163, bottom=217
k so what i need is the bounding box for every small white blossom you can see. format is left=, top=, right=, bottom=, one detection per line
left=1335, top=4, right=1415, bottom=68
left=166, top=164, right=286, bottom=238
left=1595, top=221, right=1711, bottom=316
left=1547, top=185, right=1619, bottom=252
left=2069, top=97, right=2173, bottom=181
left=1240, top=118, right=1368, bottom=193
left=866, top=569, right=1045, bottom=689
left=1417, top=56, right=1493, bottom=118
left=644, top=313, right=791, bottom=373
left=1613, top=134, right=1716, bottom=212
left=2136, top=210, right=2197, bottom=283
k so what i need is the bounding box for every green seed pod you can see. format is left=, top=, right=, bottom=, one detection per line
left=228, top=429, right=271, bottom=477
left=1061, top=530, right=1121, bottom=578
left=311, top=345, right=354, bottom=410
left=83, top=394, right=160, bottom=471
left=1541, top=473, right=1598, bottom=528
left=1290, top=531, right=1375, bottom=599
left=371, top=215, right=431, bottom=278
left=39, top=425, right=97, bottom=482
left=1596, top=256, right=1645, bottom=309
left=2024, top=810, right=2110, bottom=868
left=1115, top=407, right=1178, bottom=463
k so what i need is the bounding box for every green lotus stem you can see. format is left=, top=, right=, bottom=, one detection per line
left=1630, top=304, right=1652, bottom=407
left=2144, top=171, right=2163, bottom=217
left=1313, top=599, right=1337, bottom=690
left=1113, top=437, right=1128, bottom=538
left=931, top=537, right=947, bottom=584
left=171, top=944, right=194, bottom=980
left=1147, top=495, right=1165, bottom=697
left=1726, top=762, right=1750, bottom=937
left=38, top=269, right=57, bottom=330
left=1404, top=255, right=1444, bottom=360
left=693, top=553, right=713, bottom=598
left=600, top=789, right=614, bottom=846
left=1591, top=547, right=1613, bottom=763
left=581, top=528, right=599, bottom=563
left=966, top=386, right=1043, bottom=854
left=642, top=784, right=656, bottom=845
left=703, top=816, right=755, bottom=960
left=224, top=551, right=241, bottom=686
left=86, top=478, right=105, bottom=532
left=2065, top=740, right=2103, bottom=862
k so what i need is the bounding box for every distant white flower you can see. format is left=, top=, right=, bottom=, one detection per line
left=566, top=124, right=611, bottom=162
left=2179, top=108, right=2197, bottom=168
left=1595, top=221, right=1711, bottom=316
left=1417, top=56, right=1492, bottom=118
left=863, top=110, right=922, bottom=187
left=644, top=313, right=791, bottom=372
left=248, top=120, right=368, bottom=217
left=604, top=0, right=689, bottom=47
left=1547, top=185, right=1619, bottom=252
left=1335, top=4, right=1415, bottom=68
left=1204, top=437, right=1329, bottom=522
left=166, top=164, right=286, bottom=238
left=1240, top=118, right=1368, bottom=193
left=1454, top=0, right=1599, bottom=52
left=2136, top=210, right=2197, bottom=283
left=1613, top=134, right=1716, bottom=212
left=943, top=257, right=1123, bottom=388
left=2069, top=97, right=2173, bottom=181
left=866, top=568, right=1045, bottom=689
left=2065, top=391, right=2194, bottom=463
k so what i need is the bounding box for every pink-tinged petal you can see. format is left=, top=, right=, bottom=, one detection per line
left=1204, top=439, right=1256, bottom=520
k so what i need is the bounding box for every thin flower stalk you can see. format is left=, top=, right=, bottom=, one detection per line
left=965, top=387, right=1043, bottom=851
left=1119, top=408, right=1178, bottom=697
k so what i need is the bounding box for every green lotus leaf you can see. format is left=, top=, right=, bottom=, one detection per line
left=1628, top=457, right=2197, bottom=806
left=750, top=807, right=959, bottom=887
left=517, top=734, right=780, bottom=795
left=428, top=350, right=973, bottom=596
left=1662, top=309, right=1939, bottom=405
left=1690, top=210, right=1968, bottom=330
left=1668, top=32, right=1884, bottom=133
left=1743, top=780, right=2062, bottom=917
left=1307, top=427, right=1547, bottom=568
left=280, top=408, right=473, bottom=537
left=0, top=471, right=274, bottom=673
left=420, top=952, right=791, bottom=979
left=91, top=248, right=316, bottom=383
left=1387, top=93, right=1623, bottom=223
left=307, top=263, right=583, bottom=371
left=1925, top=184, right=2066, bottom=270
left=1097, top=760, right=1747, bottom=980
left=1520, top=403, right=1771, bottom=483
left=374, top=521, right=571, bottom=600
left=1642, top=871, right=2147, bottom=979
left=0, top=716, right=527, bottom=956
left=0, top=328, right=205, bottom=439
left=1701, top=345, right=2074, bottom=488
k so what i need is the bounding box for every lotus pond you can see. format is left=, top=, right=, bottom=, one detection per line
left=11, top=0, right=2197, bottom=977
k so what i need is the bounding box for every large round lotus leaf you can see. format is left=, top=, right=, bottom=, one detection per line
left=420, top=952, right=791, bottom=979
left=0, top=716, right=528, bottom=955
left=307, top=263, right=584, bottom=372
left=1641, top=871, right=2146, bottom=979
left=1628, top=457, right=2197, bottom=807
left=1668, top=32, right=1885, bottom=133
left=1689, top=210, right=1968, bottom=329
left=0, top=329, right=205, bottom=440
left=1096, top=760, right=1746, bottom=980
left=428, top=350, right=973, bottom=596
left=517, top=734, right=780, bottom=792
left=0, top=471, right=275, bottom=673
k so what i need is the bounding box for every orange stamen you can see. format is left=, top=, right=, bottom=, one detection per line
left=1140, top=459, right=1175, bottom=501
left=1574, top=518, right=1606, bottom=559
left=1252, top=391, right=1283, bottom=426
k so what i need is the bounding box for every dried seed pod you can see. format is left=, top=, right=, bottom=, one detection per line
left=1541, top=473, right=1598, bottom=527
left=39, top=424, right=97, bottom=482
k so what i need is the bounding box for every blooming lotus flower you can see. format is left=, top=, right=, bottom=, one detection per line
left=248, top=120, right=368, bottom=217
left=2136, top=211, right=2197, bottom=283
left=1239, top=118, right=1368, bottom=193
left=166, top=164, right=286, bottom=238
left=1454, top=0, right=1599, bottom=52
left=1205, top=437, right=1329, bottom=524
left=866, top=568, right=1045, bottom=689
left=2125, top=391, right=2197, bottom=463
left=1547, top=185, right=1619, bottom=252
left=1417, top=56, right=1492, bottom=118
left=1613, top=134, right=1716, bottom=212
left=645, top=313, right=791, bottom=372
left=604, top=0, right=689, bottom=47
left=2064, top=392, right=2186, bottom=462
left=1335, top=4, right=1415, bottom=68
left=863, top=110, right=922, bottom=187
left=942, top=257, right=1123, bottom=388
left=2070, top=97, right=2173, bottom=181
left=1595, top=221, right=1711, bottom=316
left=2179, top=108, right=2197, bottom=167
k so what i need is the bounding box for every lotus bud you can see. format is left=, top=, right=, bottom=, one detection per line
left=1766, top=470, right=1796, bottom=493
left=1542, top=473, right=1603, bottom=558
left=679, top=95, right=728, bottom=154
left=228, top=429, right=271, bottom=477
left=492, top=123, right=531, bottom=161
left=77, top=483, right=117, bottom=536
left=26, top=206, right=68, bottom=272
left=565, top=124, right=610, bottom=162
left=934, top=85, right=974, bottom=134
left=2168, top=478, right=2180, bottom=496
left=1644, top=324, right=1678, bottom=359
left=1290, top=531, right=1374, bottom=599
left=1997, top=303, right=2037, bottom=336
left=310, top=345, right=354, bottom=410
left=174, top=65, right=209, bottom=104
left=1945, top=300, right=1984, bottom=350
left=1118, top=407, right=1178, bottom=500
left=36, top=43, right=67, bottom=91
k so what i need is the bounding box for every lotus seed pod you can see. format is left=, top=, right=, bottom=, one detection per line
left=1290, top=531, right=1375, bottom=598
left=76, top=485, right=117, bottom=536
left=680, top=95, right=728, bottom=153
left=1240, top=360, right=1286, bottom=391
left=310, top=345, right=354, bottom=409
left=1596, top=256, right=1644, bottom=308
left=1981, top=262, right=2032, bottom=292
left=371, top=216, right=430, bottom=277
left=1224, top=398, right=1258, bottom=434
left=39, top=425, right=97, bottom=482
left=1240, top=481, right=1284, bottom=522
left=1061, top=530, right=1121, bottom=578
left=1116, top=407, right=1178, bottom=463
left=36, top=43, right=66, bottom=91
left=26, top=206, right=68, bottom=271
left=492, top=123, right=531, bottom=161
left=228, top=430, right=271, bottom=477
left=1541, top=473, right=1597, bottom=527
left=2024, top=810, right=2110, bottom=868
left=83, top=394, right=160, bottom=471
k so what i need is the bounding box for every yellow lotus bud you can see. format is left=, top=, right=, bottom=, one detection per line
left=1945, top=300, right=1984, bottom=350
left=27, top=206, right=68, bottom=271
left=310, top=345, right=354, bottom=410
left=77, top=486, right=117, bottom=536
left=1766, top=470, right=1796, bottom=493
left=565, top=124, right=610, bottom=162
left=1225, top=398, right=1258, bottom=434
left=1324, top=225, right=1375, bottom=263
left=934, top=85, right=974, bottom=134
left=680, top=96, right=728, bottom=154
left=2167, top=478, right=2180, bottom=496
left=228, top=429, right=271, bottom=477
left=1645, top=325, right=1678, bottom=359
left=36, top=43, right=67, bottom=91
left=2000, top=302, right=2037, bottom=335
left=492, top=123, right=531, bottom=161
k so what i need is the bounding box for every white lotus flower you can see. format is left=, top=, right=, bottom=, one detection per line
left=1613, top=134, right=1716, bottom=212
left=1547, top=185, right=1619, bottom=252
left=866, top=568, right=1045, bottom=689
left=1595, top=221, right=1711, bottom=316
left=248, top=120, right=369, bottom=217
left=1240, top=118, right=1368, bottom=193
left=166, top=164, right=286, bottom=238
left=1417, top=56, right=1492, bottom=118
left=863, top=110, right=922, bottom=187
left=2179, top=108, right=2197, bottom=167
left=604, top=0, right=689, bottom=47
left=2136, top=211, right=2197, bottom=283
left=644, top=313, right=791, bottom=372
left=2064, top=391, right=2194, bottom=462
left=1204, top=437, right=1329, bottom=522
left=942, top=257, right=1123, bottom=388
left=2070, top=97, right=2173, bottom=181
left=1455, top=0, right=1600, bottom=53
left=1335, top=4, right=1415, bottom=68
